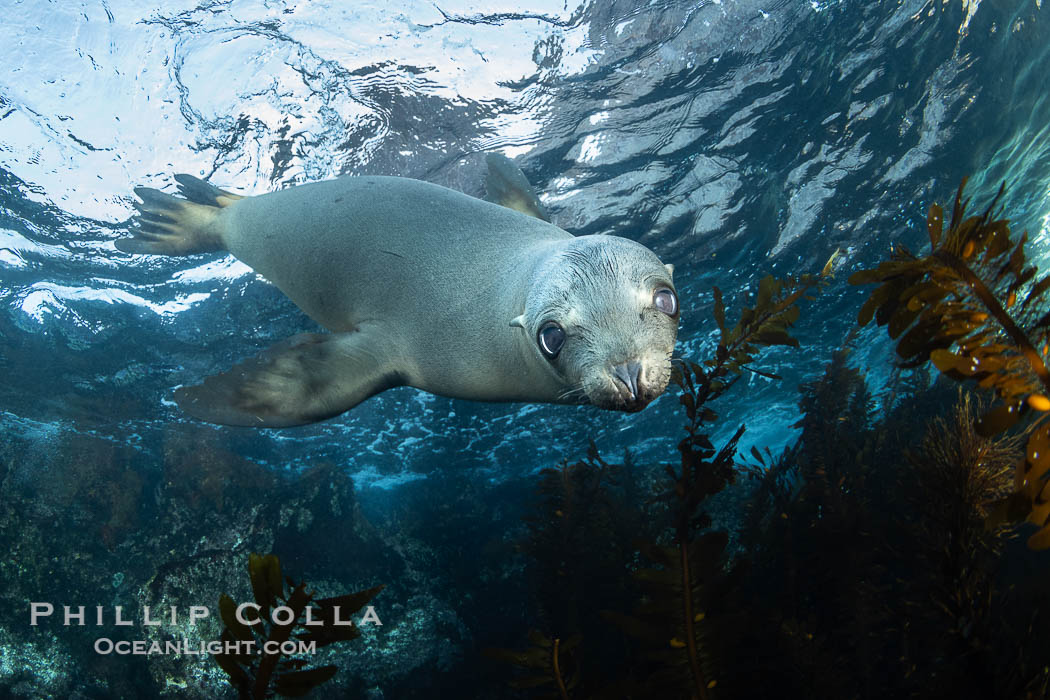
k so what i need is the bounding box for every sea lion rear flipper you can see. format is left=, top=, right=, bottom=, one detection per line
left=483, top=153, right=551, bottom=222
left=117, top=174, right=241, bottom=256
left=174, top=331, right=402, bottom=427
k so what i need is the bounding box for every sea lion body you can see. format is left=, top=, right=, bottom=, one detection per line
left=220, top=176, right=570, bottom=402
left=118, top=161, right=680, bottom=427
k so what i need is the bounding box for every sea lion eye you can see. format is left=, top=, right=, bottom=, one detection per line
left=537, top=322, right=566, bottom=358
left=654, top=287, right=678, bottom=316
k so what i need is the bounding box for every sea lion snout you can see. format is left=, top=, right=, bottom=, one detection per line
left=613, top=361, right=642, bottom=400
left=608, top=357, right=665, bottom=412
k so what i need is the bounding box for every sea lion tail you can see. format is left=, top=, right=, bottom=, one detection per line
left=116, top=174, right=242, bottom=256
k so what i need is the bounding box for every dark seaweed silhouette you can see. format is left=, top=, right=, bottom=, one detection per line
left=213, top=553, right=383, bottom=699
left=731, top=340, right=893, bottom=699
left=612, top=274, right=819, bottom=698
left=849, top=180, right=1050, bottom=548
left=485, top=445, right=648, bottom=698
left=735, top=351, right=1050, bottom=699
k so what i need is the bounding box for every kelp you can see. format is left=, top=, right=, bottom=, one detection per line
left=900, top=391, right=1022, bottom=695
left=850, top=180, right=1050, bottom=548
left=522, top=445, right=642, bottom=635
left=734, top=341, right=895, bottom=699
left=492, top=253, right=1050, bottom=697
left=735, top=353, right=1050, bottom=699
left=213, top=553, right=384, bottom=699
left=488, top=446, right=648, bottom=697
left=707, top=273, right=819, bottom=382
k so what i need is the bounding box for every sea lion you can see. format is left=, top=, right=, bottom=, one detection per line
left=117, top=156, right=680, bottom=427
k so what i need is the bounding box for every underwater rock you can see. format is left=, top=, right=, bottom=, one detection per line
left=0, top=427, right=408, bottom=698
left=0, top=626, right=78, bottom=699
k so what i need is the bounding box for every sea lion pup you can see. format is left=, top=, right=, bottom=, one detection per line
left=117, top=156, right=680, bottom=427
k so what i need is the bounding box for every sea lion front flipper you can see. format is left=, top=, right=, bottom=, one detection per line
left=483, top=153, right=551, bottom=222
left=174, top=330, right=403, bottom=428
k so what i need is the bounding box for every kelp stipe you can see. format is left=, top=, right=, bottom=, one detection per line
left=849, top=180, right=1050, bottom=547
left=213, top=553, right=384, bottom=699
left=483, top=629, right=581, bottom=699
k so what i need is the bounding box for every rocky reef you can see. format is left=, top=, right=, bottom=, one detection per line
left=0, top=423, right=500, bottom=698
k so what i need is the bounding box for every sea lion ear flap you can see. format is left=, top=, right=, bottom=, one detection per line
left=664, top=263, right=674, bottom=279
left=509, top=315, right=527, bottom=329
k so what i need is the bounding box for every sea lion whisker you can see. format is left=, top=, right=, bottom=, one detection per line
left=558, top=385, right=586, bottom=401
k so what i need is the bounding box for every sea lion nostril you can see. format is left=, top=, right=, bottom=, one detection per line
left=612, top=361, right=642, bottom=401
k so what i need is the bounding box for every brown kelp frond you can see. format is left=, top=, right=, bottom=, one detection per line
left=910, top=390, right=1019, bottom=532
left=701, top=273, right=822, bottom=389
left=483, top=630, right=581, bottom=700
left=670, top=273, right=821, bottom=512
left=213, top=553, right=384, bottom=699
left=850, top=180, right=1050, bottom=547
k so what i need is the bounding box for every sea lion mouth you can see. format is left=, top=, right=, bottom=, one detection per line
left=621, top=397, right=651, bottom=413
left=596, top=391, right=651, bottom=413
left=612, top=360, right=642, bottom=401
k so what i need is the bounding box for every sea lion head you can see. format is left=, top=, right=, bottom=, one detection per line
left=514, top=235, right=680, bottom=412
